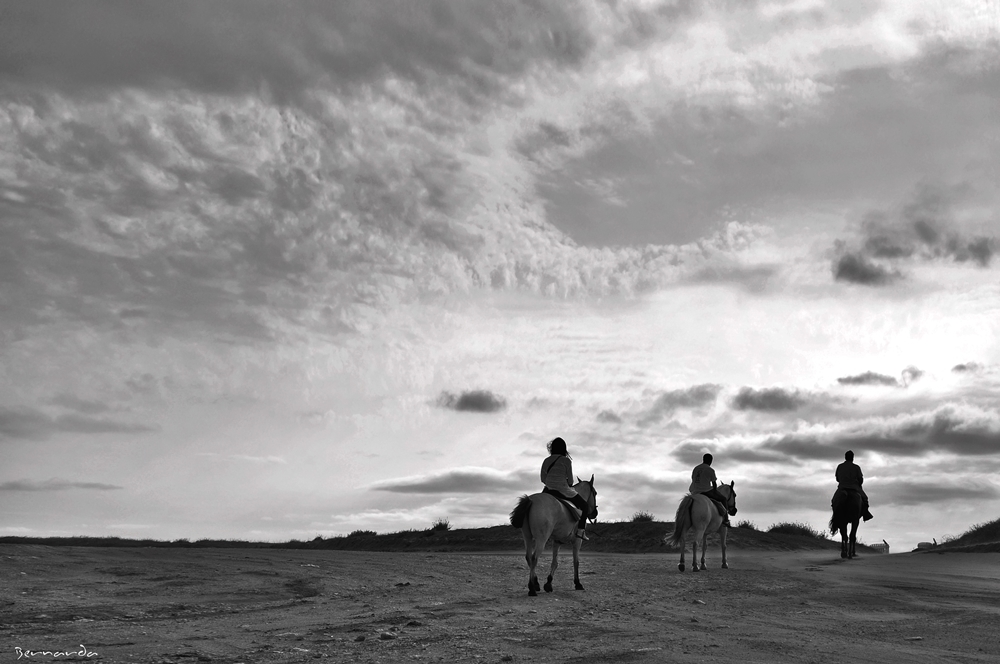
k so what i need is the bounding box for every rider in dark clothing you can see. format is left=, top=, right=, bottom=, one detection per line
left=836, top=450, right=874, bottom=521
left=690, top=453, right=732, bottom=528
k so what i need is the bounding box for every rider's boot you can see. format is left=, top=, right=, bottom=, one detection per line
left=576, top=527, right=590, bottom=541
left=863, top=509, right=874, bottom=521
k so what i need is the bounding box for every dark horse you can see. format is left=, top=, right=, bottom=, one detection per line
left=509, top=477, right=597, bottom=596
left=829, top=489, right=862, bottom=559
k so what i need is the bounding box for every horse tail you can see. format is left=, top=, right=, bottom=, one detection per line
left=510, top=495, right=531, bottom=529
left=669, top=495, right=693, bottom=547
left=829, top=490, right=844, bottom=534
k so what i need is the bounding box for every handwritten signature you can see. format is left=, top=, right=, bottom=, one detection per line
left=14, top=645, right=98, bottom=660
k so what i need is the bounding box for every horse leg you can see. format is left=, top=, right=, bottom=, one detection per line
left=839, top=524, right=848, bottom=559
left=691, top=533, right=700, bottom=573
left=677, top=535, right=686, bottom=572
left=720, top=522, right=729, bottom=569
left=523, top=526, right=539, bottom=596
left=572, top=538, right=584, bottom=590
left=699, top=531, right=708, bottom=571
left=544, top=541, right=559, bottom=593
left=849, top=520, right=858, bottom=559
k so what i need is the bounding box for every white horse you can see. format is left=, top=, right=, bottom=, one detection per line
left=509, top=476, right=598, bottom=596
left=668, top=482, right=737, bottom=572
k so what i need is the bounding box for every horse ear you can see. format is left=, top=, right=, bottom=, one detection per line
left=577, top=476, right=581, bottom=483
left=590, top=474, right=594, bottom=484
left=730, top=480, right=734, bottom=487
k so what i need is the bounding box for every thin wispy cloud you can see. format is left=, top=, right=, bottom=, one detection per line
left=0, top=407, right=156, bottom=441
left=0, top=479, right=123, bottom=492
left=371, top=468, right=533, bottom=494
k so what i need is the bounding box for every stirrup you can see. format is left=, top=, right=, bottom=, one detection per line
left=576, top=529, right=590, bottom=541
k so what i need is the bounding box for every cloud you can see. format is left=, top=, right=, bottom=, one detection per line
left=878, top=479, right=1000, bottom=507
left=596, top=410, right=622, bottom=424
left=0, top=406, right=156, bottom=441
left=763, top=405, right=1000, bottom=460
left=639, top=384, right=721, bottom=425
left=731, top=387, right=805, bottom=412
left=901, top=366, right=924, bottom=386
left=0, top=478, right=124, bottom=491
left=832, top=184, right=997, bottom=283
left=0, top=1, right=594, bottom=102
left=436, top=390, right=507, bottom=413
left=837, top=372, right=900, bottom=387
left=370, top=467, right=533, bottom=494
left=952, top=362, right=982, bottom=373
left=832, top=252, right=901, bottom=286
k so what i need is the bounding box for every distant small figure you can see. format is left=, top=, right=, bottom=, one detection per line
left=836, top=450, right=874, bottom=521
left=689, top=453, right=733, bottom=528
left=541, top=437, right=591, bottom=540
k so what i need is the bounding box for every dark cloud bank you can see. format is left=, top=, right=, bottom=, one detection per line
left=731, top=387, right=805, bottom=412
left=833, top=185, right=996, bottom=285
left=436, top=390, right=507, bottom=413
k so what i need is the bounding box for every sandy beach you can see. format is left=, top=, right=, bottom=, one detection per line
left=3, top=543, right=999, bottom=663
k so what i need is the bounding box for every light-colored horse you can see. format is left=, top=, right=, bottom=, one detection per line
left=829, top=489, right=862, bottom=559
left=509, top=476, right=598, bottom=596
left=668, top=482, right=737, bottom=572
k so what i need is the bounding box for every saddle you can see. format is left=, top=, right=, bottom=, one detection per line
left=541, top=487, right=584, bottom=520
left=831, top=488, right=859, bottom=507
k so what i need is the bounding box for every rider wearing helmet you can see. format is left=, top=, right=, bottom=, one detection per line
left=836, top=450, right=874, bottom=521
left=541, top=437, right=591, bottom=540
left=690, top=453, right=732, bottom=528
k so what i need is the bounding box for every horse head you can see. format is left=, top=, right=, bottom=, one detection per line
left=721, top=480, right=738, bottom=517
left=575, top=475, right=599, bottom=522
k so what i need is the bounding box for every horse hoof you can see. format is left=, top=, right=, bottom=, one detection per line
left=721, top=563, right=729, bottom=569
left=575, top=582, right=585, bottom=591
left=678, top=564, right=685, bottom=572
left=528, top=589, right=537, bottom=596
left=699, top=564, right=707, bottom=571
left=543, top=583, right=553, bottom=593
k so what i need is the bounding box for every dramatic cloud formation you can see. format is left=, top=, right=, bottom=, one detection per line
left=436, top=390, right=508, bottom=413
left=2, top=1, right=1000, bottom=552
left=832, top=184, right=997, bottom=284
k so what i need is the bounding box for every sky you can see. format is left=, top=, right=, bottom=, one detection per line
left=2, top=0, right=1000, bottom=553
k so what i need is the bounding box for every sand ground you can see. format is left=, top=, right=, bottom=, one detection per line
left=3, top=543, right=999, bottom=663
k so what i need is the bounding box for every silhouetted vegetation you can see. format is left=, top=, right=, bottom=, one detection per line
left=430, top=518, right=451, bottom=532
left=735, top=520, right=758, bottom=531
left=0, top=519, right=870, bottom=553
left=767, top=522, right=827, bottom=539
left=933, top=517, right=1000, bottom=551
left=630, top=510, right=656, bottom=522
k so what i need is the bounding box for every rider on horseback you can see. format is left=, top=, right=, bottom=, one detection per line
left=836, top=450, right=874, bottom=521
left=690, top=453, right=732, bottom=528
left=541, top=437, right=591, bottom=541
